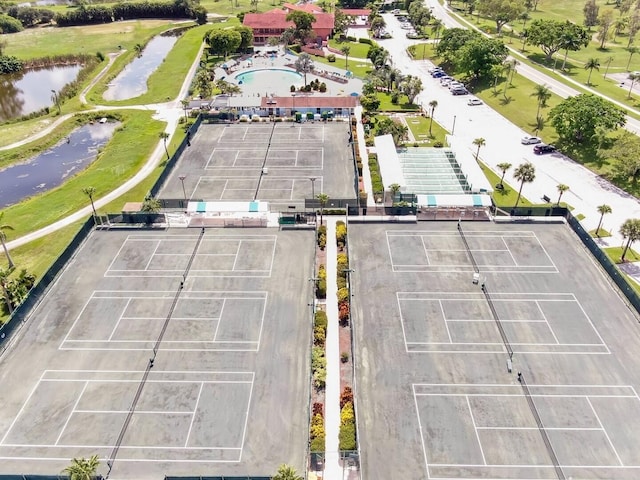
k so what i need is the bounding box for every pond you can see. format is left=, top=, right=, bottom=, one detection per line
left=103, top=33, right=178, bottom=101
left=0, top=64, right=81, bottom=122
left=0, top=121, right=119, bottom=208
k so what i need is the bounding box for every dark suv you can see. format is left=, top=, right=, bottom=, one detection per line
left=533, top=144, right=556, bottom=155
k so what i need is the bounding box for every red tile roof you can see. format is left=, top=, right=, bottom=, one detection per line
left=261, top=96, right=359, bottom=108
left=243, top=9, right=334, bottom=31
left=341, top=8, right=371, bottom=16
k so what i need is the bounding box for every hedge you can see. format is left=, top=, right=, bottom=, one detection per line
left=368, top=154, right=384, bottom=193
left=358, top=37, right=373, bottom=45
left=338, top=401, right=357, bottom=450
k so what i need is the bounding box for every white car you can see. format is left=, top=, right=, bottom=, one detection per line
left=521, top=136, right=542, bottom=145
left=467, top=98, right=482, bottom=106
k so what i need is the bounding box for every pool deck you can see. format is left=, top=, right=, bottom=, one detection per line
left=215, top=48, right=364, bottom=97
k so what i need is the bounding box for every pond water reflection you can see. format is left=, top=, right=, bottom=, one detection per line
left=0, top=121, right=119, bottom=208
left=0, top=64, right=81, bottom=122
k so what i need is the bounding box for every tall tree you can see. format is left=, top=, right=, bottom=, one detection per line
left=316, top=193, right=329, bottom=226
left=620, top=218, right=640, bottom=261
left=206, top=29, right=242, bottom=58
left=525, top=20, right=589, bottom=61
left=497, top=162, right=512, bottom=186
left=286, top=10, right=316, bottom=43
left=371, top=16, right=386, bottom=38
left=584, top=0, right=600, bottom=28
left=596, top=204, right=612, bottom=236
left=599, top=131, right=640, bottom=182
left=597, top=9, right=615, bottom=48
left=627, top=71, right=640, bottom=97
left=81, top=186, right=98, bottom=220
left=141, top=195, right=161, bottom=213
left=428, top=99, right=437, bottom=136
left=294, top=53, right=314, bottom=87
left=399, top=75, right=423, bottom=104
left=585, top=57, right=601, bottom=85
left=340, top=45, right=351, bottom=69
left=531, top=84, right=552, bottom=120
left=613, top=15, right=629, bottom=42
left=159, top=132, right=170, bottom=159
left=627, top=45, right=639, bottom=70
left=549, top=94, right=626, bottom=145
left=476, top=0, right=525, bottom=34
left=513, top=162, right=536, bottom=207
left=62, top=455, right=100, bottom=480
left=431, top=18, right=443, bottom=42
left=334, top=9, right=352, bottom=37
left=560, top=23, right=591, bottom=69
left=604, top=55, right=615, bottom=78
left=458, top=36, right=509, bottom=79
left=195, top=69, right=212, bottom=99
left=0, top=212, right=14, bottom=269
left=556, top=183, right=569, bottom=205
left=472, top=137, right=486, bottom=160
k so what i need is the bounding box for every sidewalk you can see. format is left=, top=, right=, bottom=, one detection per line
left=323, top=217, right=342, bottom=479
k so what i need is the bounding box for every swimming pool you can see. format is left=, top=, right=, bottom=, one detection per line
left=234, top=69, right=303, bottom=86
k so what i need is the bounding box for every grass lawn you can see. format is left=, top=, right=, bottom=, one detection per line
left=589, top=228, right=612, bottom=238
left=376, top=91, right=420, bottom=111
left=327, top=38, right=373, bottom=59
left=404, top=115, right=448, bottom=145
left=603, top=246, right=640, bottom=264
left=85, top=23, right=212, bottom=105
left=3, top=20, right=175, bottom=59
left=311, top=54, right=372, bottom=79
left=478, top=160, right=532, bottom=208
left=1, top=110, right=164, bottom=239
left=0, top=116, right=71, bottom=149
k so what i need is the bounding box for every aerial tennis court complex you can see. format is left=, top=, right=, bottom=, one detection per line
left=350, top=222, right=640, bottom=479
left=0, top=228, right=313, bottom=478
left=159, top=123, right=356, bottom=210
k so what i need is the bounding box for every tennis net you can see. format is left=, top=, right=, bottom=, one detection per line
left=481, top=283, right=513, bottom=360
left=457, top=222, right=479, bottom=273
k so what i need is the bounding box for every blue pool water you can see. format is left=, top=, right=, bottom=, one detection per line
left=235, top=69, right=303, bottom=86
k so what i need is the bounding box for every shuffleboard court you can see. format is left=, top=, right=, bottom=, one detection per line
left=159, top=123, right=355, bottom=209
left=350, top=222, right=640, bottom=480
left=0, top=228, right=313, bottom=479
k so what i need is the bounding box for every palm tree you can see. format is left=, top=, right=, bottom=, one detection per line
left=133, top=43, right=143, bottom=57
left=513, top=162, right=536, bottom=208
left=497, top=162, right=512, bottom=187
left=82, top=186, right=98, bottom=220
left=556, top=183, right=569, bottom=206
left=603, top=56, right=615, bottom=78
left=431, top=19, right=443, bottom=43
left=620, top=218, right=640, bottom=262
left=63, top=455, right=100, bottom=480
left=428, top=100, right=437, bottom=136
left=627, top=46, right=639, bottom=70
left=389, top=183, right=401, bottom=203
left=181, top=99, right=190, bottom=122
left=585, top=57, right=600, bottom=86
left=628, top=71, right=640, bottom=98
left=159, top=131, right=170, bottom=159
left=472, top=137, right=486, bottom=160
left=0, top=211, right=15, bottom=269
left=272, top=464, right=303, bottom=480
left=141, top=195, right=162, bottom=213
left=0, top=267, right=14, bottom=315
left=531, top=84, right=552, bottom=120
left=50, top=89, right=61, bottom=114
left=340, top=45, right=351, bottom=69
left=316, top=193, right=329, bottom=226
left=596, top=204, right=612, bottom=236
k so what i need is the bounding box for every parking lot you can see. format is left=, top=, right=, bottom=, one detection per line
left=351, top=222, right=640, bottom=479
left=0, top=228, right=314, bottom=478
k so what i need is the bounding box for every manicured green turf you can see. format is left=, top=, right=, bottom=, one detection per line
left=404, top=115, right=448, bottom=145
left=604, top=246, right=640, bottom=263
left=327, top=39, right=373, bottom=59
left=85, top=23, right=212, bottom=105
left=478, top=160, right=532, bottom=208
left=0, top=116, right=67, bottom=148
left=376, top=91, right=420, bottom=111
left=311, top=54, right=372, bottom=79
left=589, top=228, right=612, bottom=238
left=3, top=20, right=175, bottom=59
left=1, top=110, right=164, bottom=239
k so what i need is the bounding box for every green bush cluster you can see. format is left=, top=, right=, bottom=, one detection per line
left=317, top=225, right=327, bottom=249
left=358, top=37, right=373, bottom=45
left=336, top=220, right=347, bottom=246
left=312, top=346, right=326, bottom=390
left=316, top=264, right=327, bottom=299
left=338, top=401, right=357, bottom=450
left=310, top=411, right=325, bottom=452
left=314, top=310, right=327, bottom=347
left=0, top=55, right=23, bottom=74
left=369, top=154, right=384, bottom=194
left=327, top=53, right=336, bottom=62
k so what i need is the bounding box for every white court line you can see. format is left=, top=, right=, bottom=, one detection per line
left=534, top=233, right=558, bottom=271
left=60, top=291, right=97, bottom=347
left=322, top=124, right=325, bottom=143
left=212, top=299, right=225, bottom=342
left=535, top=300, right=560, bottom=345
left=219, top=179, right=229, bottom=200
left=475, top=426, right=604, bottom=431
left=231, top=242, right=241, bottom=272
left=0, top=371, right=46, bottom=445
left=407, top=341, right=603, bottom=346
left=501, top=236, right=518, bottom=266
left=255, top=293, right=268, bottom=352
left=586, top=397, right=624, bottom=466
left=466, top=396, right=486, bottom=465
left=572, top=295, right=611, bottom=354
left=74, top=410, right=193, bottom=415
left=55, top=381, right=88, bottom=445
left=413, top=385, right=432, bottom=479
left=422, top=463, right=640, bottom=468
left=237, top=373, right=255, bottom=459
left=184, top=382, right=204, bottom=448
left=144, top=241, right=161, bottom=271
left=420, top=236, right=430, bottom=265
left=108, top=298, right=131, bottom=341
left=395, top=293, right=410, bottom=353
left=105, top=240, right=130, bottom=275
left=438, top=300, right=452, bottom=344
left=1, top=443, right=241, bottom=450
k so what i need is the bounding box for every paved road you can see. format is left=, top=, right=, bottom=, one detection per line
left=379, top=13, right=640, bottom=253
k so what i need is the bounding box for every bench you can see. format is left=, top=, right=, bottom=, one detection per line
left=542, top=195, right=551, bottom=203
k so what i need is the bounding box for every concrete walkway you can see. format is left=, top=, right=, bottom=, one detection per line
left=323, top=217, right=342, bottom=480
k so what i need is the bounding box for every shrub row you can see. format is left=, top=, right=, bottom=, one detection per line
left=317, top=224, right=327, bottom=249
left=310, top=411, right=325, bottom=452
left=312, top=346, right=326, bottom=390
left=316, top=264, right=326, bottom=299
left=314, top=310, right=327, bottom=347
left=368, top=154, right=384, bottom=194
left=338, top=401, right=357, bottom=450
left=336, top=220, right=346, bottom=246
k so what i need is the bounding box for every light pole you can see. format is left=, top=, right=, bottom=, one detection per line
left=291, top=93, right=296, bottom=122
left=452, top=115, right=457, bottom=135
left=178, top=174, right=187, bottom=206
left=309, top=177, right=317, bottom=198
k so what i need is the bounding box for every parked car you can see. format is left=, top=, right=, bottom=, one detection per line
left=450, top=87, right=469, bottom=95
left=521, top=136, right=542, bottom=145
left=467, top=98, right=482, bottom=106
left=534, top=144, right=556, bottom=154
left=432, top=71, right=446, bottom=78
